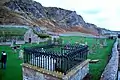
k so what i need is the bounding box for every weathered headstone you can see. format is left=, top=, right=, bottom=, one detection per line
left=19, top=49, right=24, bottom=59
left=41, top=48, right=45, bottom=52
left=75, top=41, right=79, bottom=45
left=58, top=38, right=62, bottom=45
left=37, top=38, right=40, bottom=44
left=10, top=40, right=14, bottom=47
left=103, top=39, right=107, bottom=47
left=85, top=42, right=88, bottom=45
left=13, top=39, right=16, bottom=45
left=91, top=44, right=96, bottom=54
left=53, top=38, right=57, bottom=45
left=47, top=39, right=52, bottom=45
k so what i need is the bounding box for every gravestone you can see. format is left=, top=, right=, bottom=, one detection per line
left=99, top=39, right=104, bottom=48
left=58, top=38, right=63, bottom=45
left=41, top=48, right=45, bottom=53
left=85, top=42, right=88, bottom=45
left=103, top=39, right=107, bottom=47
left=37, top=38, right=40, bottom=44
left=10, top=40, right=14, bottom=47
left=75, top=41, right=79, bottom=45
left=19, top=49, right=24, bottom=59
left=65, top=41, right=70, bottom=49
left=53, top=38, right=57, bottom=45
left=47, top=39, right=52, bottom=45
left=91, top=44, right=96, bottom=54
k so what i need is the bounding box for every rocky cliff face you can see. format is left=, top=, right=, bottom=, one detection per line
left=46, top=7, right=87, bottom=27
left=5, top=0, right=47, bottom=18
left=0, top=0, right=103, bottom=35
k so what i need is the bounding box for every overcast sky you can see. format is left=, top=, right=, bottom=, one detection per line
left=35, top=0, right=120, bottom=31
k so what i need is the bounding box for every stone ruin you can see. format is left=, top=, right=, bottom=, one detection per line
left=24, top=29, right=41, bottom=44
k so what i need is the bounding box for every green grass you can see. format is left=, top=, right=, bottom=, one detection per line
left=61, top=36, right=114, bottom=80
left=0, top=46, right=22, bottom=80
left=0, top=43, right=42, bottom=80
left=88, top=40, right=114, bottom=80
left=0, top=36, right=114, bottom=80
left=0, top=27, right=27, bottom=36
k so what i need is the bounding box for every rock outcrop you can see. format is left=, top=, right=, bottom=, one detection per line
left=46, top=7, right=87, bottom=27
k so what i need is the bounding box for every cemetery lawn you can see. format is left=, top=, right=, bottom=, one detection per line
left=0, top=36, right=114, bottom=80
left=88, top=40, right=114, bottom=80
left=0, top=43, right=41, bottom=80
left=61, top=36, right=114, bottom=80
left=0, top=46, right=23, bottom=80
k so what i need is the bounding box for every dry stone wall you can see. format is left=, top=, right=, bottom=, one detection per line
left=100, top=39, right=119, bottom=80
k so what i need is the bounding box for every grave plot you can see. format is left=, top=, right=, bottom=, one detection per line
left=23, top=43, right=88, bottom=74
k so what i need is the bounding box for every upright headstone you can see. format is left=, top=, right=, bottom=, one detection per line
left=41, top=48, right=45, bottom=52
left=103, top=39, right=107, bottom=47
left=37, top=38, right=40, bottom=44
left=91, top=44, right=96, bottom=54
left=19, top=49, right=24, bottom=59
left=13, top=39, right=16, bottom=45
left=10, top=40, right=14, bottom=47
left=75, top=41, right=79, bottom=44
left=64, top=41, right=70, bottom=49
left=58, top=38, right=62, bottom=45
left=53, top=38, right=57, bottom=45
left=47, top=39, right=52, bottom=45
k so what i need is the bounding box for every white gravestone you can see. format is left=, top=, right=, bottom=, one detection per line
left=19, top=50, right=24, bottom=59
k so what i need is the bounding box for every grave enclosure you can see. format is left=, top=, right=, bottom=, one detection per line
left=22, top=42, right=89, bottom=80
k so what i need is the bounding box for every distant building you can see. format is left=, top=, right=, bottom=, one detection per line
left=24, top=29, right=40, bottom=43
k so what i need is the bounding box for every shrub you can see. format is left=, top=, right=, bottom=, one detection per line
left=37, top=33, right=51, bottom=38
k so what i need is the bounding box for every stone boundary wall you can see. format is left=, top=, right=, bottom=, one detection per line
left=0, top=25, right=29, bottom=29
left=59, top=32, right=107, bottom=39
left=0, top=41, right=25, bottom=45
left=100, top=39, right=119, bottom=80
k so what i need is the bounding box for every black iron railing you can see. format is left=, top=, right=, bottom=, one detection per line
left=23, top=44, right=88, bottom=74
